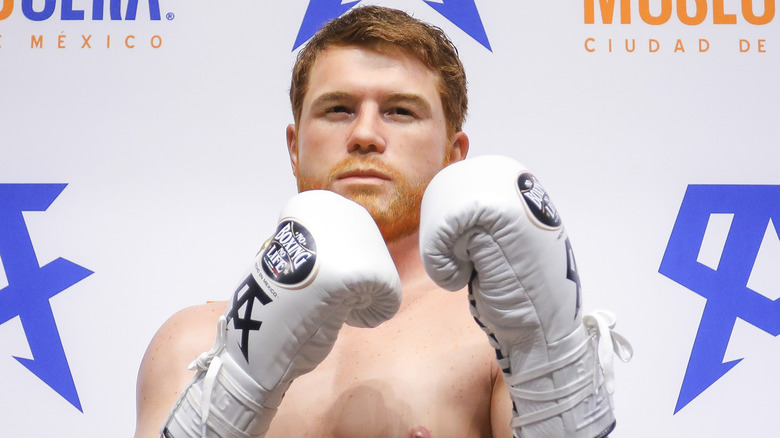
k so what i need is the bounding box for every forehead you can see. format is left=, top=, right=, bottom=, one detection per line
left=304, top=44, right=442, bottom=105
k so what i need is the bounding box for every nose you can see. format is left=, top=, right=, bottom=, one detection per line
left=347, top=106, right=386, bottom=155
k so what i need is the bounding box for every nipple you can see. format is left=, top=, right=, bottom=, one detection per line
left=409, top=426, right=431, bottom=438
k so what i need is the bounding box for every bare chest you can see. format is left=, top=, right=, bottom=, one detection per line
left=266, top=295, right=496, bottom=438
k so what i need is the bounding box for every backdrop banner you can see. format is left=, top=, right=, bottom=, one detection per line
left=1, top=1, right=778, bottom=436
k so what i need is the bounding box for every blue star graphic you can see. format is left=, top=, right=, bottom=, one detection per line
left=660, top=185, right=780, bottom=413
left=0, top=184, right=93, bottom=412
left=292, top=0, right=491, bottom=51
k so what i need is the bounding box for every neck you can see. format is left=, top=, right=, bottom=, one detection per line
left=385, top=231, right=438, bottom=311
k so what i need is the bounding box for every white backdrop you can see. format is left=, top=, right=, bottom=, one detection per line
left=1, top=1, right=778, bottom=436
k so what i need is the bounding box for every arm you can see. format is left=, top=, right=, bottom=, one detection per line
left=490, top=363, right=514, bottom=438
left=134, top=303, right=225, bottom=438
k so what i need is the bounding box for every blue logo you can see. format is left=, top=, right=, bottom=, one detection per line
left=659, top=185, right=780, bottom=413
left=293, top=0, right=492, bottom=51
left=0, top=184, right=93, bottom=411
left=0, top=0, right=162, bottom=21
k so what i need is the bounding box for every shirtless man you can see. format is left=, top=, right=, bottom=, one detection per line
left=135, top=6, right=628, bottom=438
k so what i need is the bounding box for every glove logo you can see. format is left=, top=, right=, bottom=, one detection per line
left=517, top=173, right=562, bottom=229
left=659, top=184, right=780, bottom=413
left=261, top=220, right=317, bottom=287
left=565, top=237, right=582, bottom=320
left=228, top=274, right=273, bottom=362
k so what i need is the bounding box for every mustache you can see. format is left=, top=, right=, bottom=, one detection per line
left=327, top=157, right=403, bottom=182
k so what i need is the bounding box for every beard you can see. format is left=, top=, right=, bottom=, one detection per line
left=296, top=156, right=431, bottom=243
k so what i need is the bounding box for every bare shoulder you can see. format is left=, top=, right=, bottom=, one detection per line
left=138, top=301, right=228, bottom=378
left=134, top=301, right=227, bottom=438
left=150, top=302, right=227, bottom=352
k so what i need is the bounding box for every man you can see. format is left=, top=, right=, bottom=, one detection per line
left=135, top=6, right=626, bottom=438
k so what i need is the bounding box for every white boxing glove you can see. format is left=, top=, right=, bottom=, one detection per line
left=162, top=190, right=402, bottom=438
left=420, top=156, right=631, bottom=438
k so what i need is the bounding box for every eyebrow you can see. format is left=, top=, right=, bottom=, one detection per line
left=385, top=92, right=432, bottom=115
left=309, top=91, right=354, bottom=110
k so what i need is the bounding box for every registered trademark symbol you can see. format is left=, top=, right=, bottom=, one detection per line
left=166, top=12, right=175, bottom=20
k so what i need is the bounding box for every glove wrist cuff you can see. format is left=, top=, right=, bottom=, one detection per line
left=502, top=324, right=616, bottom=438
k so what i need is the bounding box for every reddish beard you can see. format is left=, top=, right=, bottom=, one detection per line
left=296, top=157, right=428, bottom=243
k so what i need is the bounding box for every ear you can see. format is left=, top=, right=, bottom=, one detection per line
left=447, top=131, right=469, bottom=163
left=286, top=123, right=299, bottom=176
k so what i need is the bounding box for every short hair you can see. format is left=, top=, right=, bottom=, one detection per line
left=290, top=6, right=468, bottom=137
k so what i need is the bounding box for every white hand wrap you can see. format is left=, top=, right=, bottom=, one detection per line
left=161, top=190, right=402, bottom=438
left=419, top=156, right=631, bottom=438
